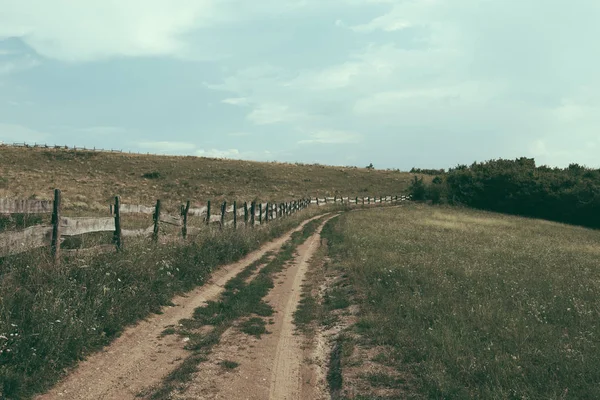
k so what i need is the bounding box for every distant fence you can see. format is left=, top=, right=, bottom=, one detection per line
left=0, top=191, right=410, bottom=262
left=1, top=142, right=127, bottom=153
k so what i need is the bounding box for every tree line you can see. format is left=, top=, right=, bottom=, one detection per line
left=410, top=157, right=600, bottom=229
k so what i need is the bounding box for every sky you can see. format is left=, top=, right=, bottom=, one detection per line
left=1, top=0, right=599, bottom=170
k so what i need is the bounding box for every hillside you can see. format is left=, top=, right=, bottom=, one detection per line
left=0, top=145, right=413, bottom=211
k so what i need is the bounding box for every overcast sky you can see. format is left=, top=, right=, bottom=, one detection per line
left=1, top=0, right=598, bottom=169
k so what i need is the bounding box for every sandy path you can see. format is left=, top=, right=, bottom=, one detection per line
left=179, top=215, right=337, bottom=400
left=37, top=215, right=326, bottom=400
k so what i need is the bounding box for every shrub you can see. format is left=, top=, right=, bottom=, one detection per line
left=408, top=176, right=427, bottom=201
left=142, top=171, right=162, bottom=179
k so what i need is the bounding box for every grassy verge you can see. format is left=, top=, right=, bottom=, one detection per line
left=0, top=207, right=332, bottom=399
left=140, top=216, right=327, bottom=399
left=321, top=204, right=600, bottom=399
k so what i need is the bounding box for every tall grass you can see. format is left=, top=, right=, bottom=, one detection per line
left=322, top=204, right=600, bottom=399
left=0, top=208, right=332, bottom=399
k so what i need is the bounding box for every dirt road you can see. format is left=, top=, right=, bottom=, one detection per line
left=37, top=215, right=329, bottom=400
left=177, top=215, right=336, bottom=400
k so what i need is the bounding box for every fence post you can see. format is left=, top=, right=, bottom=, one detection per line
left=265, top=202, right=269, bottom=223
left=206, top=200, right=211, bottom=226
left=250, top=201, right=256, bottom=227
left=51, top=189, right=62, bottom=264
left=182, top=200, right=190, bottom=239
left=316, top=197, right=319, bottom=207
left=114, top=196, right=123, bottom=251
left=234, top=201, right=237, bottom=229
left=244, top=202, right=249, bottom=226
left=153, top=199, right=161, bottom=242
left=221, top=201, right=226, bottom=229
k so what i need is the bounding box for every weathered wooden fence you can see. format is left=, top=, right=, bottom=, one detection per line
left=0, top=191, right=410, bottom=261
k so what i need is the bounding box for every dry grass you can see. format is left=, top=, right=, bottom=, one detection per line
left=0, top=146, right=413, bottom=213
left=322, top=204, right=600, bottom=399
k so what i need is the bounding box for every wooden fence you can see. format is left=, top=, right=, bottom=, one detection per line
left=0, top=191, right=410, bottom=262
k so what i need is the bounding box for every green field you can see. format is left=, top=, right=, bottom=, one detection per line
left=321, top=204, right=600, bottom=399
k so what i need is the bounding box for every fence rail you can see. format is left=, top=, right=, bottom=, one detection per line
left=0, top=190, right=410, bottom=260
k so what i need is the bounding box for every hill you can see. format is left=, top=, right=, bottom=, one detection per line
left=0, top=145, right=413, bottom=212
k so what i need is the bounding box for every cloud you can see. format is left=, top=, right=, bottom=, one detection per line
left=196, top=148, right=240, bottom=158
left=222, top=97, right=250, bottom=106
left=0, top=123, right=49, bottom=144
left=247, top=103, right=303, bottom=125
left=138, top=141, right=197, bottom=152
left=0, top=0, right=214, bottom=62
left=298, top=130, right=362, bottom=144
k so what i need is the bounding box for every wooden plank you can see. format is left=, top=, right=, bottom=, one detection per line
left=119, top=204, right=155, bottom=214
left=226, top=205, right=235, bottom=213
left=0, top=198, right=53, bottom=214
left=209, top=214, right=222, bottom=224
left=188, top=206, right=207, bottom=217
left=61, top=217, right=115, bottom=236
left=0, top=225, right=52, bottom=256
left=160, top=213, right=182, bottom=226
left=122, top=225, right=154, bottom=238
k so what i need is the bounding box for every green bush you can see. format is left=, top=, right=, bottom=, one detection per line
left=408, top=176, right=427, bottom=201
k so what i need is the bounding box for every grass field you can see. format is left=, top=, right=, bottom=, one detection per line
left=0, top=146, right=413, bottom=212
left=322, top=204, right=600, bottom=399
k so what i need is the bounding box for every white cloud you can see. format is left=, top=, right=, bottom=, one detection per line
left=298, top=130, right=362, bottom=144
left=138, top=141, right=197, bottom=152
left=0, top=0, right=215, bottom=62
left=196, top=148, right=240, bottom=159
left=247, top=103, right=303, bottom=125
left=222, top=97, right=250, bottom=106
left=0, top=123, right=49, bottom=144
left=0, top=0, right=359, bottom=62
